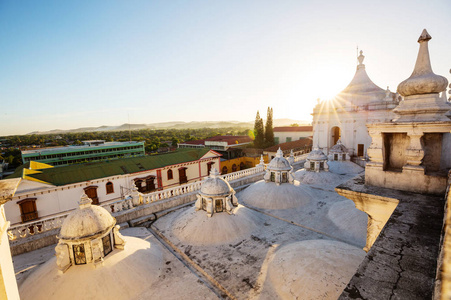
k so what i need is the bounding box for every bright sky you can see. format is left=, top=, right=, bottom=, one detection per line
left=1, top=0, right=450, bottom=136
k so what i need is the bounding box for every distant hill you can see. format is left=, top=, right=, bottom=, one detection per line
left=27, top=119, right=310, bottom=135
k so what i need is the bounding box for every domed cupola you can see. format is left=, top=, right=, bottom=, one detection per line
left=55, top=193, right=126, bottom=272
left=327, top=140, right=350, bottom=161
left=263, top=148, right=295, bottom=185
left=304, top=147, right=329, bottom=172
left=195, top=168, right=238, bottom=217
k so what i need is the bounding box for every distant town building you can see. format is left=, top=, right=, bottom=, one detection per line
left=273, top=126, right=313, bottom=144
left=312, top=51, right=399, bottom=158
left=21, top=140, right=145, bottom=166
left=178, top=135, right=252, bottom=160
left=6, top=148, right=220, bottom=226
left=263, top=138, right=312, bottom=160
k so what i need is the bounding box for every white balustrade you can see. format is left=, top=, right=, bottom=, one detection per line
left=7, top=214, right=66, bottom=241
left=8, top=165, right=266, bottom=242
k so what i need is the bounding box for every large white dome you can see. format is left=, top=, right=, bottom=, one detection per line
left=19, top=237, right=164, bottom=300
left=265, top=240, right=365, bottom=299
left=59, top=194, right=115, bottom=240
left=171, top=206, right=261, bottom=245
left=238, top=180, right=311, bottom=210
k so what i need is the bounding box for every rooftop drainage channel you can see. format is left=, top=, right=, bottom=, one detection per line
left=147, top=225, right=236, bottom=300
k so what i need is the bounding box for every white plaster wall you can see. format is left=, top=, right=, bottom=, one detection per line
left=0, top=205, right=20, bottom=300
left=5, top=157, right=221, bottom=225
left=274, top=131, right=312, bottom=144
left=313, top=107, right=395, bottom=156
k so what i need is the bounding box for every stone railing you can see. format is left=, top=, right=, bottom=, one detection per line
left=293, top=153, right=308, bottom=162
left=221, top=165, right=265, bottom=182
left=7, top=165, right=266, bottom=241
left=7, top=213, right=67, bottom=242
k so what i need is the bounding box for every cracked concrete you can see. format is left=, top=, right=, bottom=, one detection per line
left=338, top=175, right=444, bottom=299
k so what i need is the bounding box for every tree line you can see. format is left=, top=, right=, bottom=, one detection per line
left=0, top=127, right=251, bottom=168
left=253, top=107, right=275, bottom=149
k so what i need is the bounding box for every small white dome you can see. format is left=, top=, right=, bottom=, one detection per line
left=329, top=140, right=348, bottom=153
left=307, top=148, right=327, bottom=161
left=267, top=148, right=291, bottom=171
left=200, top=168, right=231, bottom=196
left=59, top=194, right=115, bottom=240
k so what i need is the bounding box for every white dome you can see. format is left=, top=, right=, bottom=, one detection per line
left=200, top=168, right=231, bottom=196
left=307, top=148, right=327, bottom=161
left=266, top=240, right=365, bottom=300
left=329, top=140, right=348, bottom=153
left=239, top=180, right=311, bottom=210
left=171, top=206, right=261, bottom=245
left=59, top=194, right=115, bottom=240
left=19, top=237, right=164, bottom=300
left=267, top=148, right=291, bottom=171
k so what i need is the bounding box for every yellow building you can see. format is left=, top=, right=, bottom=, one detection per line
left=220, top=156, right=269, bottom=175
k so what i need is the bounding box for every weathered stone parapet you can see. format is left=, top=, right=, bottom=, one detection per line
left=337, top=175, right=445, bottom=299
left=336, top=177, right=398, bottom=252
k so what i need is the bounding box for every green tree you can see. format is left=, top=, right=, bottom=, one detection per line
left=253, top=111, right=265, bottom=148
left=264, top=107, right=275, bottom=147
left=290, top=123, right=300, bottom=127
left=171, top=137, right=179, bottom=147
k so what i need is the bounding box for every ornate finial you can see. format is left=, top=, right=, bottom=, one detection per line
left=259, top=154, right=265, bottom=165
left=418, top=29, right=431, bottom=43
left=79, top=193, right=92, bottom=209
left=357, top=50, right=365, bottom=66
left=276, top=148, right=283, bottom=158
left=210, top=168, right=220, bottom=178
left=290, top=149, right=294, bottom=157
left=385, top=86, right=391, bottom=101
left=397, top=29, right=448, bottom=97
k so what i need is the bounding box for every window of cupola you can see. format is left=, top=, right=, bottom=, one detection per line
left=102, top=234, right=113, bottom=257
left=73, top=244, right=87, bottom=265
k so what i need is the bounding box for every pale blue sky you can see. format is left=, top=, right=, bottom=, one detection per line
left=1, top=0, right=450, bottom=136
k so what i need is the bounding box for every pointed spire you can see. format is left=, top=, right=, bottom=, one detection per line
left=276, top=148, right=283, bottom=158
left=397, top=29, right=448, bottom=97
left=259, top=154, right=265, bottom=166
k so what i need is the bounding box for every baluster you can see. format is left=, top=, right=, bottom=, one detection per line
left=7, top=230, right=16, bottom=240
